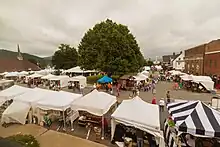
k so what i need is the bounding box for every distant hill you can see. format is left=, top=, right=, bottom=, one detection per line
left=0, top=49, right=51, bottom=68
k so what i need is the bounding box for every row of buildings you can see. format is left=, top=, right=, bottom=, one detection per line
left=162, top=39, right=220, bottom=76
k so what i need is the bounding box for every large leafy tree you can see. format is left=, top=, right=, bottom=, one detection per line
left=78, top=19, right=145, bottom=75
left=52, top=44, right=78, bottom=69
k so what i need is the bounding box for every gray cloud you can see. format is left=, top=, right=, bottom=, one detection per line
left=0, top=0, right=220, bottom=58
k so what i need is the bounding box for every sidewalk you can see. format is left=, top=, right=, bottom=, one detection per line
left=0, top=124, right=106, bottom=147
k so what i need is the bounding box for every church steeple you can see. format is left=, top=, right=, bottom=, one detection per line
left=17, top=44, right=23, bottom=60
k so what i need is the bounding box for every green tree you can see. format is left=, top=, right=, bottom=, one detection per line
left=78, top=19, right=145, bottom=75
left=52, top=44, right=78, bottom=69
left=146, top=60, right=154, bottom=66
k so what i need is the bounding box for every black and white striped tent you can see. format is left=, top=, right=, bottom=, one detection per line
left=167, top=100, right=220, bottom=138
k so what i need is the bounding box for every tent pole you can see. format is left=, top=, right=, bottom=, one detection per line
left=101, top=116, right=104, bottom=140
left=63, top=111, right=66, bottom=131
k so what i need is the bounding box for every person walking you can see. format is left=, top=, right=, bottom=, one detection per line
left=152, top=95, right=157, bottom=104
left=136, top=128, right=144, bottom=147
left=166, top=91, right=171, bottom=104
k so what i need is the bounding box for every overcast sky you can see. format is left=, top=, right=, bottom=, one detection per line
left=0, top=0, right=220, bottom=58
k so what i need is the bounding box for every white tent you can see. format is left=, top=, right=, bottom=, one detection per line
left=111, top=96, right=161, bottom=140
left=192, top=76, right=214, bottom=91
left=49, top=75, right=70, bottom=88
left=0, top=79, right=14, bottom=86
left=26, top=73, right=43, bottom=79
left=71, top=89, right=117, bottom=116
left=141, top=70, right=149, bottom=76
left=133, top=73, right=148, bottom=81
left=18, top=71, right=29, bottom=77
left=1, top=101, right=30, bottom=125
left=4, top=72, right=19, bottom=77
left=4, top=88, right=57, bottom=125
left=0, top=85, right=31, bottom=103
left=14, top=88, right=55, bottom=104
left=41, top=74, right=56, bottom=80
left=69, top=75, right=87, bottom=87
left=0, top=72, right=8, bottom=76
left=35, top=91, right=82, bottom=111
left=64, top=66, right=96, bottom=74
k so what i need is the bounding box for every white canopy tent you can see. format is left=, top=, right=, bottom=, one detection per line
left=111, top=96, right=162, bottom=140
left=49, top=75, right=70, bottom=88
left=141, top=70, right=149, bottom=77
left=0, top=72, right=8, bottom=76
left=1, top=101, right=30, bottom=125
left=4, top=72, right=19, bottom=78
left=64, top=66, right=96, bottom=74
left=71, top=89, right=116, bottom=139
left=0, top=79, right=14, bottom=86
left=133, top=73, right=148, bottom=81
left=35, top=91, right=82, bottom=111
left=71, top=89, right=117, bottom=116
left=41, top=74, right=56, bottom=80
left=26, top=73, right=43, bottom=79
left=18, top=71, right=29, bottom=77
left=0, top=85, right=31, bottom=106
left=69, top=75, right=87, bottom=87
left=2, top=88, right=56, bottom=125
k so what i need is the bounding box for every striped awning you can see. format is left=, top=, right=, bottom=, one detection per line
left=167, top=100, right=220, bottom=138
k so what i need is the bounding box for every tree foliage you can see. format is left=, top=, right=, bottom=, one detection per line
left=78, top=19, right=145, bottom=75
left=146, top=60, right=154, bottom=66
left=52, top=44, right=78, bottom=69
left=6, top=134, right=40, bottom=147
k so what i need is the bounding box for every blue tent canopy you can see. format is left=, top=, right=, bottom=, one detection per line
left=97, top=75, right=113, bottom=83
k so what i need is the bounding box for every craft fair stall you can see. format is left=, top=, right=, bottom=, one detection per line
left=180, top=75, right=214, bottom=93
left=164, top=100, right=220, bottom=147
left=48, top=75, right=70, bottom=89
left=0, top=79, right=14, bottom=90
left=97, top=76, right=113, bottom=91
left=118, top=75, right=135, bottom=90
left=35, top=91, right=82, bottom=130
left=0, top=85, right=31, bottom=107
left=4, top=72, right=19, bottom=81
left=25, top=73, right=43, bottom=86
left=1, top=88, right=55, bottom=125
left=41, top=74, right=56, bottom=87
left=63, top=66, right=97, bottom=76
left=111, top=96, right=164, bottom=147
left=68, top=75, right=87, bottom=89
left=71, top=89, right=117, bottom=139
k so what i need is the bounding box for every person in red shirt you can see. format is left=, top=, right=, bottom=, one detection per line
left=152, top=96, right=157, bottom=104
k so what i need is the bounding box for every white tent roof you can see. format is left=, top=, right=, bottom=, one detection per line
left=14, top=88, right=56, bottom=104
left=133, top=73, right=148, bottom=81
left=41, top=74, right=56, bottom=80
left=5, top=72, right=19, bottom=77
left=64, top=66, right=96, bottom=73
left=0, top=85, right=31, bottom=101
left=49, top=75, right=69, bottom=81
left=18, top=71, right=29, bottom=76
left=0, top=72, right=8, bottom=76
left=1, top=101, right=30, bottom=125
left=111, top=97, right=160, bottom=135
left=71, top=89, right=117, bottom=116
left=36, top=91, right=82, bottom=111
left=26, top=73, right=43, bottom=79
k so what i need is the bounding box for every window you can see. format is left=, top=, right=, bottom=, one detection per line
left=210, top=59, right=212, bottom=67
left=179, top=58, right=181, bottom=60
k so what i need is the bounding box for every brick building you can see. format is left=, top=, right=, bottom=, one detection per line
left=204, top=39, right=220, bottom=76
left=184, top=44, right=206, bottom=75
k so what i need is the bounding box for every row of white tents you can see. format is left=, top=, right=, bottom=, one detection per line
left=0, top=85, right=164, bottom=146
left=168, top=70, right=215, bottom=91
